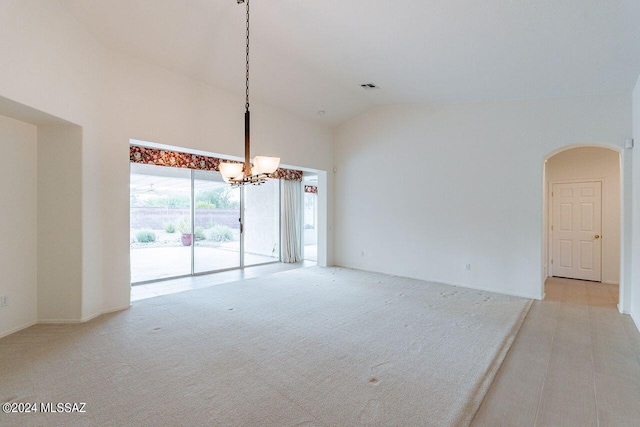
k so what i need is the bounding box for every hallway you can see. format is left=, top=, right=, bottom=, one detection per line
left=473, top=278, right=640, bottom=426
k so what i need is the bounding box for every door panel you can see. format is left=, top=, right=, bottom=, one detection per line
left=560, top=204, right=572, bottom=230
left=580, top=241, right=594, bottom=270
left=551, top=181, right=601, bottom=281
left=559, top=240, right=572, bottom=268
left=581, top=187, right=594, bottom=197
left=580, top=203, right=594, bottom=230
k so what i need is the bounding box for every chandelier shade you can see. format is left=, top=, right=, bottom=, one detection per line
left=253, top=156, right=281, bottom=174
left=219, top=162, right=244, bottom=183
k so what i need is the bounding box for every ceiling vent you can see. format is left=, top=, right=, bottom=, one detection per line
left=360, top=83, right=380, bottom=90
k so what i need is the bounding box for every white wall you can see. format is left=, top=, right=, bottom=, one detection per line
left=0, top=0, right=334, bottom=327
left=37, top=126, right=83, bottom=322
left=0, top=115, right=38, bottom=337
left=545, top=147, right=620, bottom=284
left=334, top=95, right=631, bottom=300
left=632, top=75, right=640, bottom=328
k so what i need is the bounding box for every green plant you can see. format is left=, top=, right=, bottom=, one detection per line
left=208, top=224, right=233, bottom=242
left=141, top=195, right=190, bottom=208
left=196, top=188, right=239, bottom=209
left=195, top=201, right=216, bottom=209
left=164, top=222, right=176, bottom=233
left=135, top=230, right=157, bottom=243
left=177, top=218, right=191, bottom=234
left=175, top=219, right=206, bottom=240
left=195, top=226, right=206, bottom=241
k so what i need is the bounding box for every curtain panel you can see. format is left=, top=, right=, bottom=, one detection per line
left=130, top=145, right=303, bottom=181
left=281, top=179, right=303, bottom=263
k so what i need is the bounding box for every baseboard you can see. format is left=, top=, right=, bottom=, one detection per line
left=332, top=264, right=542, bottom=300
left=39, top=305, right=131, bottom=324
left=81, top=305, right=130, bottom=322
left=0, top=320, right=38, bottom=339
left=38, top=318, right=83, bottom=323
left=603, top=281, right=620, bottom=285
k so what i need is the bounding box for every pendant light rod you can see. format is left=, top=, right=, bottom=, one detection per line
left=245, top=110, right=251, bottom=177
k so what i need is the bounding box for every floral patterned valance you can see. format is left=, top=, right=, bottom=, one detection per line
left=304, top=185, right=318, bottom=194
left=130, top=145, right=303, bottom=181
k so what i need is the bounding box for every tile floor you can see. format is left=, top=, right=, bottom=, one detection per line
left=131, top=260, right=316, bottom=301
left=472, top=277, right=640, bottom=427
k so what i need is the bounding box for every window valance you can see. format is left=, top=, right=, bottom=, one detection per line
left=130, top=145, right=303, bottom=181
left=304, top=185, right=318, bottom=194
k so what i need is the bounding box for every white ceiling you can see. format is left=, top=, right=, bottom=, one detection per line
left=59, top=0, right=640, bottom=127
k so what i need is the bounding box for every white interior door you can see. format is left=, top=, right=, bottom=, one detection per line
left=551, top=181, right=602, bottom=281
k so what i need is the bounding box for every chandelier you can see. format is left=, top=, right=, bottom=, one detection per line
left=219, top=0, right=280, bottom=187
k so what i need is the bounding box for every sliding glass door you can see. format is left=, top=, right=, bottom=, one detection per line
left=130, top=163, right=282, bottom=284
left=193, top=171, right=241, bottom=273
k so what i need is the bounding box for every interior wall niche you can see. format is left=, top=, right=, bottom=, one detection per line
left=0, top=96, right=83, bottom=336
left=0, top=114, right=38, bottom=337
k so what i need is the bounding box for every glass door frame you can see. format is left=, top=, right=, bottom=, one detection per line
left=130, top=166, right=282, bottom=285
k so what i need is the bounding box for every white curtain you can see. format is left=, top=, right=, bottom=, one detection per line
left=281, top=179, right=302, bottom=263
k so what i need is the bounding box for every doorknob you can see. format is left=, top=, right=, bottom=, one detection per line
left=594, top=235, right=600, bottom=239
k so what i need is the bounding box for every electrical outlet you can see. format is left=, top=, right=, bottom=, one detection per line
left=0, top=296, right=7, bottom=307
left=465, top=264, right=471, bottom=271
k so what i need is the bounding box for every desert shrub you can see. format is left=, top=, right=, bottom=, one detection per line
left=208, top=224, right=233, bottom=242
left=195, top=226, right=206, bottom=241
left=135, top=230, right=157, bottom=243
left=164, top=222, right=176, bottom=233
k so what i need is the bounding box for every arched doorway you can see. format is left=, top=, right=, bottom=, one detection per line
left=542, top=144, right=623, bottom=305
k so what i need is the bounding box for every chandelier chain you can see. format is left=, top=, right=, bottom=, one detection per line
left=218, top=0, right=279, bottom=186
left=245, top=0, right=250, bottom=110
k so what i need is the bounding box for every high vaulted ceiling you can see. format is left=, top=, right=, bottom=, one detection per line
left=59, top=0, right=640, bottom=126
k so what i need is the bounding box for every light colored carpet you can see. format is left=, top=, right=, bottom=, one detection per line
left=0, top=267, right=531, bottom=427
